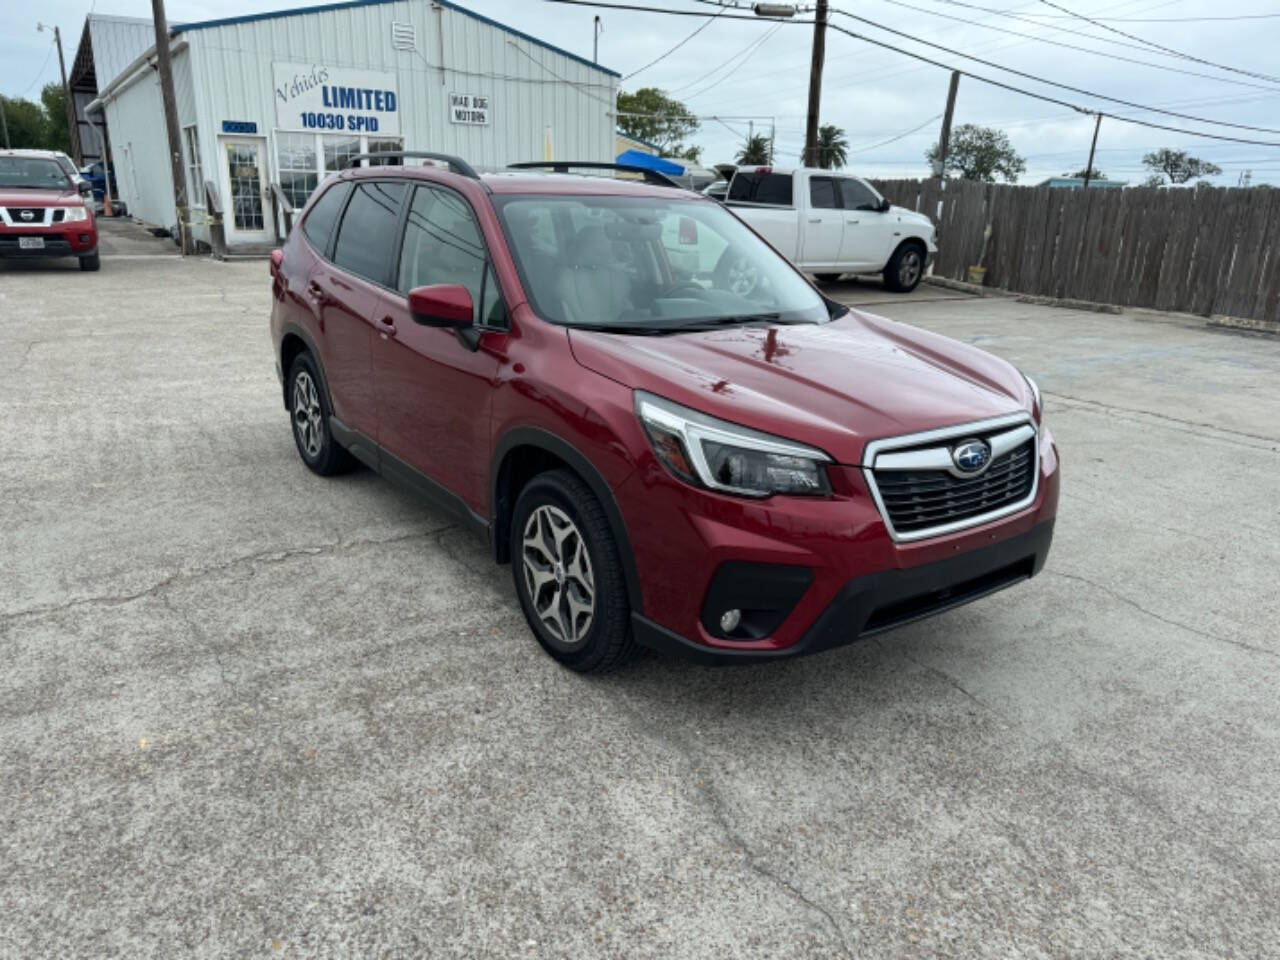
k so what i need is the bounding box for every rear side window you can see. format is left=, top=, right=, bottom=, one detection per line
left=839, top=179, right=881, bottom=211
left=302, top=180, right=350, bottom=253
left=809, top=177, right=841, bottom=209
left=727, top=172, right=793, bottom=206
left=332, top=181, right=408, bottom=285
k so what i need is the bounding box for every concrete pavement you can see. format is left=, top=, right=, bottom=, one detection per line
left=1, top=252, right=1278, bottom=958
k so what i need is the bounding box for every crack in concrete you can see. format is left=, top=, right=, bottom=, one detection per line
left=1046, top=569, right=1277, bottom=661
left=1, top=526, right=454, bottom=626
left=1048, top=392, right=1280, bottom=450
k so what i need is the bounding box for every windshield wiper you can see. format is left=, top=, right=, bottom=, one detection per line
left=568, top=322, right=686, bottom=336
left=670, top=313, right=791, bottom=332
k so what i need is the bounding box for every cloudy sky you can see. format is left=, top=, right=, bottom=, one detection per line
left=3, top=0, right=1277, bottom=184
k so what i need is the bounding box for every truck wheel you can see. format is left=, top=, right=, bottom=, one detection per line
left=814, top=273, right=843, bottom=283
left=511, top=469, right=637, bottom=673
left=79, top=253, right=101, bottom=272
left=884, top=243, right=925, bottom=293
left=286, top=352, right=355, bottom=476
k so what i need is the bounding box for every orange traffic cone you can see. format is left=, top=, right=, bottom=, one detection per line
left=103, top=192, right=114, bottom=217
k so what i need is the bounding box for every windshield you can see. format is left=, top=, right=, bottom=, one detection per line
left=493, top=194, right=832, bottom=332
left=0, top=157, right=71, bottom=190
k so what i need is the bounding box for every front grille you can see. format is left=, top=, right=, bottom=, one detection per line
left=4, top=207, right=48, bottom=224
left=873, top=438, right=1035, bottom=535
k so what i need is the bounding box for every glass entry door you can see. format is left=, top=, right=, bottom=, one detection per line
left=219, top=136, right=269, bottom=243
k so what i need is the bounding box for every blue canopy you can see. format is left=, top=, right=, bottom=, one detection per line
left=616, top=149, right=686, bottom=176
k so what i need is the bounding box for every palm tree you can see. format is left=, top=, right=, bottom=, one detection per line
left=736, top=133, right=772, bottom=165
left=815, top=124, right=848, bottom=169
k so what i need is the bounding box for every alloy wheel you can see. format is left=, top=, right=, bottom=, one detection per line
left=521, top=504, right=595, bottom=647
left=292, top=370, right=323, bottom=460
left=899, top=249, right=922, bottom=288
left=727, top=256, right=759, bottom=296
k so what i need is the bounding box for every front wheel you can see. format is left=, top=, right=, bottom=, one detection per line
left=511, top=470, right=636, bottom=673
left=883, top=243, right=925, bottom=293
left=814, top=272, right=843, bottom=283
left=79, top=252, right=101, bottom=272
left=286, top=353, right=355, bottom=476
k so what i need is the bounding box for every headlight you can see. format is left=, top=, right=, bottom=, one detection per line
left=636, top=391, right=831, bottom=498
left=1023, top=373, right=1042, bottom=421
left=62, top=207, right=89, bottom=222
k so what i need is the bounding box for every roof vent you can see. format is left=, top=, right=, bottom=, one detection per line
left=391, top=21, right=416, bottom=50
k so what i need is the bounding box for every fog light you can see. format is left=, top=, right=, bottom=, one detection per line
left=79, top=234, right=91, bottom=243
left=719, top=609, right=742, bottom=633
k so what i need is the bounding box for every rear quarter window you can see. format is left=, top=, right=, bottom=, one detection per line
left=727, top=172, right=793, bottom=206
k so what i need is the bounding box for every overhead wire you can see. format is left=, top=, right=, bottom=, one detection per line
left=1034, top=0, right=1280, bottom=85
left=623, top=2, right=726, bottom=79
left=679, top=23, right=785, bottom=98
left=542, top=0, right=1280, bottom=147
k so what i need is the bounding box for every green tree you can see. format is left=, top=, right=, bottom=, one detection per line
left=925, top=124, right=1026, bottom=183
left=1068, top=166, right=1106, bottom=180
left=735, top=133, right=772, bottom=165
left=0, top=94, right=51, bottom=150
left=814, top=123, right=848, bottom=169
left=40, top=82, right=72, bottom=154
left=616, top=87, right=701, bottom=159
left=1141, top=148, right=1222, bottom=185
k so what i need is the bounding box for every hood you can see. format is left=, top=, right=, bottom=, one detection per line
left=890, top=205, right=932, bottom=226
left=0, top=187, right=82, bottom=207
left=568, top=310, right=1032, bottom=465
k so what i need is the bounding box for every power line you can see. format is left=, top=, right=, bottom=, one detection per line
left=19, top=41, right=57, bottom=98
left=860, top=0, right=1280, bottom=92
left=1021, top=10, right=1280, bottom=22
left=543, top=0, right=1280, bottom=147
left=847, top=113, right=943, bottom=152
left=680, top=23, right=784, bottom=98
left=624, top=3, right=725, bottom=79
left=1034, top=0, right=1280, bottom=85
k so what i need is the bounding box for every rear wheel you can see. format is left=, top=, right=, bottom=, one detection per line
left=511, top=470, right=636, bottom=673
left=286, top=352, right=355, bottom=476
left=79, top=252, right=100, bottom=272
left=883, top=243, right=925, bottom=293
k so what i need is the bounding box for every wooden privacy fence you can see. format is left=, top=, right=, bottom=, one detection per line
left=868, top=179, right=1280, bottom=323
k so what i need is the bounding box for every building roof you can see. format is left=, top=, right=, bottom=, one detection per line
left=70, top=14, right=169, bottom=92
left=170, top=0, right=620, bottom=78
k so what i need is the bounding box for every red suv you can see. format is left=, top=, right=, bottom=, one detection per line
left=270, top=153, right=1058, bottom=672
left=0, top=151, right=99, bottom=271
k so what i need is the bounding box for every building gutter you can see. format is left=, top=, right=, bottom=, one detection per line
left=86, top=36, right=188, bottom=112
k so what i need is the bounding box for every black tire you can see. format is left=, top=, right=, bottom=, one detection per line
left=712, top=247, right=761, bottom=297
left=79, top=252, right=101, bottom=272
left=814, top=272, right=843, bottom=283
left=286, top=352, right=355, bottom=476
left=511, top=469, right=637, bottom=673
left=883, top=242, right=925, bottom=293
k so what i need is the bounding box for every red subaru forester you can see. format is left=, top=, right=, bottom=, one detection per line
left=269, top=153, right=1058, bottom=672
left=0, top=151, right=99, bottom=271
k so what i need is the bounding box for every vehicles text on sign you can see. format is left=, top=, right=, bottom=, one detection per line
left=273, top=62, right=401, bottom=136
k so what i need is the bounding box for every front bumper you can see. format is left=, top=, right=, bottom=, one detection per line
left=633, top=519, right=1053, bottom=663
left=618, top=426, right=1059, bottom=664
left=0, top=227, right=98, bottom=259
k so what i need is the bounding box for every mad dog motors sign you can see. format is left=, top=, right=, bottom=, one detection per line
left=449, top=93, right=490, bottom=126
left=273, top=62, right=400, bottom=136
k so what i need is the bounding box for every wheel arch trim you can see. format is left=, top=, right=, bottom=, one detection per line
left=490, top=427, right=644, bottom=615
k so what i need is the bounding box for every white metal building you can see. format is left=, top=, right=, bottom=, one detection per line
left=70, top=15, right=162, bottom=166
left=85, top=0, right=619, bottom=249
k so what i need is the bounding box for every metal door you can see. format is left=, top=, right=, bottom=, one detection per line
left=219, top=136, right=270, bottom=243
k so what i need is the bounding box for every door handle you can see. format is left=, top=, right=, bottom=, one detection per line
left=847, top=219, right=861, bottom=225
left=808, top=217, right=823, bottom=223
left=377, top=316, right=398, bottom=337
left=307, top=280, right=327, bottom=302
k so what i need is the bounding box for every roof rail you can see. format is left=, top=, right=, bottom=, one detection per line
left=507, top=161, right=682, bottom=189
left=343, top=152, right=480, bottom=179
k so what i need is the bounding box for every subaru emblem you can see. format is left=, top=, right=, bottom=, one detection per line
left=20, top=210, right=34, bottom=221
left=951, top=439, right=992, bottom=475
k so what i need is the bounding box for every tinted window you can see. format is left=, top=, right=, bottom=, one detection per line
left=809, top=177, right=841, bottom=209
left=727, top=171, right=793, bottom=206
left=332, top=181, right=407, bottom=284
left=397, top=185, right=486, bottom=308
left=302, top=180, right=350, bottom=253
left=839, top=178, right=881, bottom=211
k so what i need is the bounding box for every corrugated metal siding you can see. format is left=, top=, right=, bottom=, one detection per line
left=88, top=16, right=159, bottom=89
left=187, top=0, right=615, bottom=175
left=102, top=68, right=176, bottom=231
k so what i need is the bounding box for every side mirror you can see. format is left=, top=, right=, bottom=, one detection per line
left=78, top=180, right=92, bottom=197
left=877, top=197, right=892, bottom=213
left=409, top=284, right=474, bottom=328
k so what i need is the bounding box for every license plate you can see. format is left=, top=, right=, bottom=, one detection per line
left=18, top=237, right=45, bottom=250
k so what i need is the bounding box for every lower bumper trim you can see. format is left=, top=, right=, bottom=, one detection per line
left=632, top=519, right=1054, bottom=664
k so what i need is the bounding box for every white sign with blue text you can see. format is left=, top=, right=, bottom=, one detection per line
left=273, top=62, right=401, bottom=137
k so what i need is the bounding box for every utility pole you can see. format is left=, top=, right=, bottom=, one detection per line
left=803, top=0, right=828, bottom=167
left=0, top=96, right=9, bottom=149
left=1082, top=113, right=1102, bottom=188
left=151, top=0, right=191, bottom=254
left=593, top=16, right=602, bottom=63
left=935, top=71, right=960, bottom=179
left=37, top=24, right=82, bottom=165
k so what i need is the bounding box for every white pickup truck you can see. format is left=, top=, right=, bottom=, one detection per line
left=723, top=166, right=937, bottom=292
